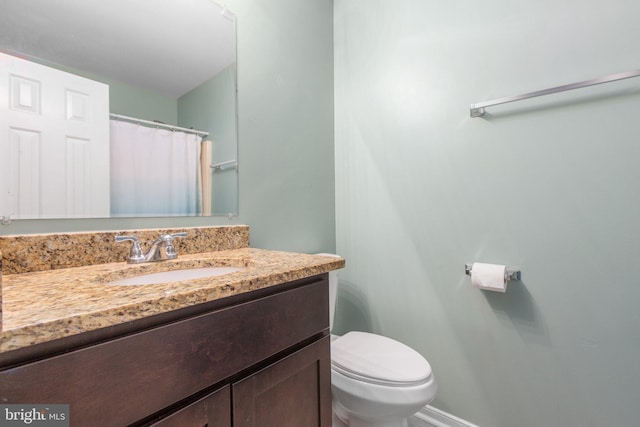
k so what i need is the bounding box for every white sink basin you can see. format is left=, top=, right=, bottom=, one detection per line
left=106, top=266, right=245, bottom=286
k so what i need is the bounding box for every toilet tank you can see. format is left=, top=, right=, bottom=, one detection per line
left=315, top=253, right=340, bottom=332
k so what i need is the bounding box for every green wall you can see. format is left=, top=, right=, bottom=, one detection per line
left=108, top=79, right=177, bottom=124
left=1, top=0, right=336, bottom=255
left=178, top=65, right=239, bottom=216
left=233, top=0, right=335, bottom=252
left=334, top=1, right=640, bottom=426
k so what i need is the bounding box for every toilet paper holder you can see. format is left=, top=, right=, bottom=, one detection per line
left=465, top=263, right=521, bottom=281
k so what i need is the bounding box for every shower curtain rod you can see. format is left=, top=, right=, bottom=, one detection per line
left=110, top=113, right=209, bottom=137
left=470, top=69, right=640, bottom=117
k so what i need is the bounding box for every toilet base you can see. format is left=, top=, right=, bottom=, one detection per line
left=333, top=414, right=410, bottom=427
left=333, top=410, right=348, bottom=427
left=333, top=401, right=412, bottom=427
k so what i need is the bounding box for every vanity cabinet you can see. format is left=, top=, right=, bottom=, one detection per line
left=149, top=386, right=231, bottom=427
left=0, top=275, right=331, bottom=427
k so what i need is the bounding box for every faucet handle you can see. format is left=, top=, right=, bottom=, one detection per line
left=161, top=232, right=187, bottom=259
left=158, top=232, right=187, bottom=244
left=115, top=235, right=145, bottom=263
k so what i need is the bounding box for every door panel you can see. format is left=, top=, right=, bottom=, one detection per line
left=233, top=336, right=332, bottom=427
left=0, top=51, right=110, bottom=218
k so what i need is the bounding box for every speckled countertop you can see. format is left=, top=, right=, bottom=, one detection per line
left=0, top=225, right=344, bottom=355
left=1, top=248, right=344, bottom=354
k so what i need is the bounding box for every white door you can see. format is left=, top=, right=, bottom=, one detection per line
left=0, top=52, right=110, bottom=219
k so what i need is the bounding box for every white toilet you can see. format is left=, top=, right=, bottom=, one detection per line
left=319, top=254, right=437, bottom=427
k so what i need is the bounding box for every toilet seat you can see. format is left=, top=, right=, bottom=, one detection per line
left=331, top=331, right=432, bottom=387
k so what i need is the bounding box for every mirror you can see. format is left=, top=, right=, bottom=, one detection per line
left=0, top=0, right=238, bottom=218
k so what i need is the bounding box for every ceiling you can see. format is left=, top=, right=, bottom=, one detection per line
left=0, top=0, right=236, bottom=98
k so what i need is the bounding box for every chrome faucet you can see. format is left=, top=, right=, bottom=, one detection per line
left=116, top=232, right=187, bottom=264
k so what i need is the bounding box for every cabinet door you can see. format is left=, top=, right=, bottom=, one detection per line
left=150, top=386, right=230, bottom=427
left=232, top=336, right=331, bottom=427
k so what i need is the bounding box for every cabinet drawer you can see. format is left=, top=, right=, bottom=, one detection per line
left=0, top=278, right=329, bottom=426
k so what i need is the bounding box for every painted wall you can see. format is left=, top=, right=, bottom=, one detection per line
left=334, top=1, right=640, bottom=426
left=233, top=0, right=335, bottom=252
left=108, top=79, right=177, bottom=124
left=178, top=65, right=239, bottom=216
left=1, top=0, right=336, bottom=255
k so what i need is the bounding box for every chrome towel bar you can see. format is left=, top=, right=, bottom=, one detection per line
left=470, top=69, right=640, bottom=117
left=210, top=160, right=238, bottom=171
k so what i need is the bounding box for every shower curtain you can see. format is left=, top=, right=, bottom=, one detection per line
left=109, top=120, right=202, bottom=216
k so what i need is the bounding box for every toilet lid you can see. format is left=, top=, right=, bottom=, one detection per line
left=331, top=331, right=432, bottom=387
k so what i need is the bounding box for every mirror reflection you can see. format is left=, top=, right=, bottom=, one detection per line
left=0, top=0, right=238, bottom=219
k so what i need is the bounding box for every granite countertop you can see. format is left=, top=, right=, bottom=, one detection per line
left=1, top=248, right=344, bottom=354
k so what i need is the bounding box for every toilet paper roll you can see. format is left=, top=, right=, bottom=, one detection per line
left=471, top=263, right=507, bottom=293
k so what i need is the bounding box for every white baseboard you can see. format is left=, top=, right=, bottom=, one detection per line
left=410, top=405, right=480, bottom=427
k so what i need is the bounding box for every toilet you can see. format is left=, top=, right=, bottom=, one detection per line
left=318, top=254, right=437, bottom=427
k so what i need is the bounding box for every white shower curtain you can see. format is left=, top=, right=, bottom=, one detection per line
left=109, top=120, right=202, bottom=216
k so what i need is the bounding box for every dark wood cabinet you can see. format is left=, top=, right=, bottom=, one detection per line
left=0, top=275, right=331, bottom=427
left=233, top=336, right=331, bottom=427
left=150, top=386, right=231, bottom=427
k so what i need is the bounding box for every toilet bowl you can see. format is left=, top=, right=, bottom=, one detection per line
left=331, top=331, right=437, bottom=427
left=316, top=254, right=437, bottom=427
